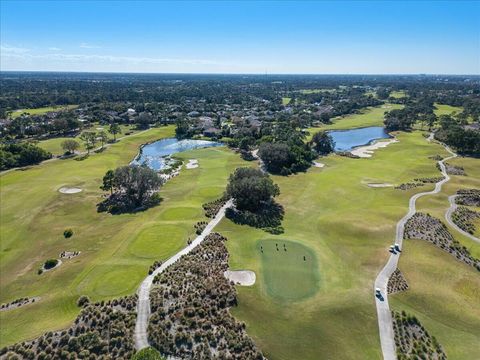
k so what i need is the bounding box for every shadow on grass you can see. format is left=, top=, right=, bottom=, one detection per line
left=97, top=193, right=163, bottom=215
left=226, top=200, right=284, bottom=234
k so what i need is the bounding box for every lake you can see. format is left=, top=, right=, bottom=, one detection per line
left=328, top=126, right=391, bottom=151
left=132, top=138, right=222, bottom=170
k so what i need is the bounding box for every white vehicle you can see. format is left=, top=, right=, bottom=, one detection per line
left=394, top=243, right=401, bottom=252
left=375, top=287, right=382, bottom=295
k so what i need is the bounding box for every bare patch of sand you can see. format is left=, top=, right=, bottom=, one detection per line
left=313, top=161, right=325, bottom=168
left=59, top=187, right=82, bottom=194
left=351, top=138, right=398, bottom=158
left=367, top=183, right=394, bottom=188
left=224, top=270, right=256, bottom=286
left=60, top=251, right=81, bottom=259
left=185, top=159, right=199, bottom=169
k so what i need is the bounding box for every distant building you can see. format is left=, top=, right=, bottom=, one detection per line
left=203, top=127, right=221, bottom=137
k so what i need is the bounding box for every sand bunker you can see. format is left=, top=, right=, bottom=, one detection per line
left=186, top=159, right=199, bottom=169
left=224, top=270, right=256, bottom=286
left=367, top=183, right=394, bottom=188
left=313, top=161, right=325, bottom=168
left=59, top=187, right=82, bottom=194
left=350, top=138, right=398, bottom=158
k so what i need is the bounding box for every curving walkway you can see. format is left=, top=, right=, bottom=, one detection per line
left=374, top=137, right=456, bottom=360
left=446, top=195, right=480, bottom=244
left=134, top=199, right=233, bottom=350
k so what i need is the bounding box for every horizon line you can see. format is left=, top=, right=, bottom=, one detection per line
left=1, top=70, right=479, bottom=77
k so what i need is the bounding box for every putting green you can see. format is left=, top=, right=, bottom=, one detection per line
left=258, top=239, right=319, bottom=301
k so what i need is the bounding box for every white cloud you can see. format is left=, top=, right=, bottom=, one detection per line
left=48, top=47, right=61, bottom=51
left=1, top=51, right=221, bottom=66
left=1, top=44, right=30, bottom=54
left=79, top=42, right=101, bottom=49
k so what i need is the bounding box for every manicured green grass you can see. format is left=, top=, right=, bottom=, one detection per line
left=36, top=124, right=136, bottom=155
left=306, top=104, right=403, bottom=140
left=0, top=126, right=246, bottom=346
left=217, top=129, right=479, bottom=359
left=390, top=90, right=406, bottom=98
left=433, top=103, right=463, bottom=116
left=258, top=239, right=319, bottom=302
left=9, top=105, right=78, bottom=119
left=281, top=97, right=291, bottom=105
left=391, top=240, right=480, bottom=359
left=2, top=103, right=479, bottom=359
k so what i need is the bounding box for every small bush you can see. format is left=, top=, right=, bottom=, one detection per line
left=131, top=347, right=165, bottom=360
left=77, top=295, right=90, bottom=307
left=44, top=259, right=58, bottom=270
left=63, top=229, right=73, bottom=238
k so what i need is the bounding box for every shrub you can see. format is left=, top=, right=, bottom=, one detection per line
left=43, top=259, right=58, bottom=270
left=77, top=295, right=90, bottom=307
left=131, top=347, right=166, bottom=360
left=63, top=229, right=73, bottom=238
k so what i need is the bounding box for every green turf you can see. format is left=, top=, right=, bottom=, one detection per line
left=217, top=129, right=479, bottom=359
left=0, top=126, right=246, bottom=346
left=37, top=124, right=135, bottom=155
left=258, top=239, right=319, bottom=302
left=306, top=104, right=403, bottom=140
left=433, top=103, right=463, bottom=116
left=281, top=97, right=291, bottom=105
left=389, top=90, right=406, bottom=98
left=9, top=105, right=78, bottom=119
left=2, top=104, right=479, bottom=358
left=391, top=240, right=480, bottom=359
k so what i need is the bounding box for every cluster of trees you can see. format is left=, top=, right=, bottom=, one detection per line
left=434, top=115, right=480, bottom=156
left=383, top=98, right=438, bottom=131
left=257, top=123, right=315, bottom=175
left=225, top=168, right=284, bottom=233
left=0, top=142, right=52, bottom=170
left=2, top=111, right=81, bottom=139
left=98, top=165, right=164, bottom=213
left=148, top=233, right=263, bottom=359
left=0, top=296, right=138, bottom=359
left=226, top=168, right=279, bottom=212
left=257, top=127, right=335, bottom=175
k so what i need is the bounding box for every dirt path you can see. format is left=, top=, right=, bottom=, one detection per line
left=445, top=195, right=480, bottom=244
left=374, top=135, right=456, bottom=360
left=134, top=199, right=233, bottom=350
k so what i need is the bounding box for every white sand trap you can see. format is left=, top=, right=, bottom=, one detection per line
left=313, top=161, right=325, bottom=168
left=185, top=159, right=199, bottom=169
left=224, top=270, right=256, bottom=286
left=351, top=138, right=398, bottom=158
left=59, top=187, right=82, bottom=194
left=96, top=127, right=104, bottom=130
left=367, top=183, right=393, bottom=188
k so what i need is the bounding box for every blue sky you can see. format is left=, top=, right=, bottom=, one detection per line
left=1, top=1, right=479, bottom=74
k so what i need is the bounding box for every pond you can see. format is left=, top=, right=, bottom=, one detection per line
left=328, top=126, right=391, bottom=151
left=132, top=138, right=222, bottom=170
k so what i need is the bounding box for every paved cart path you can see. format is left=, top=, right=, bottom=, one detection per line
left=134, top=199, right=233, bottom=350
left=445, top=195, right=480, bottom=244
left=374, top=138, right=456, bottom=360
